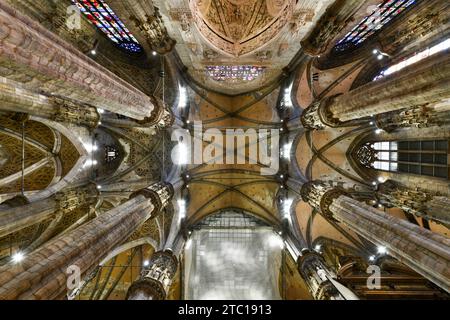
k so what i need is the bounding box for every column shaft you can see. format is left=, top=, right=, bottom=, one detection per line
left=0, top=1, right=154, bottom=120
left=329, top=52, right=450, bottom=122
left=0, top=195, right=153, bottom=299
left=331, top=195, right=450, bottom=292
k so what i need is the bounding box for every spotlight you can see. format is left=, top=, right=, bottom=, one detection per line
left=12, top=252, right=25, bottom=263
left=97, top=185, right=102, bottom=190
left=314, top=244, right=322, bottom=251
left=90, top=49, right=97, bottom=55
left=372, top=181, right=377, bottom=186
left=377, top=54, right=384, bottom=60
left=377, top=176, right=386, bottom=183
left=143, top=260, right=150, bottom=267
left=377, top=246, right=387, bottom=255
left=375, top=129, right=382, bottom=134
left=152, top=51, right=157, bottom=56
left=372, top=49, right=378, bottom=54
left=369, top=255, right=376, bottom=262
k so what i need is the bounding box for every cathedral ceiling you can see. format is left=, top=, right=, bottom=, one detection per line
left=153, top=0, right=334, bottom=94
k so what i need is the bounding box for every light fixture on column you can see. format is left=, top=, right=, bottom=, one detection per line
left=90, top=39, right=99, bottom=56
left=143, top=260, right=150, bottom=267
left=377, top=246, right=387, bottom=255
left=377, top=176, right=387, bottom=183
left=12, top=252, right=25, bottom=263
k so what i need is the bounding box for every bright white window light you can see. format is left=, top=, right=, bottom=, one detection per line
left=83, top=143, right=98, bottom=153
left=282, top=142, right=292, bottom=160
left=176, top=143, right=189, bottom=165
left=185, top=238, right=192, bottom=250
left=12, top=252, right=25, bottom=263
left=375, top=38, right=450, bottom=81
left=282, top=83, right=293, bottom=108
left=268, top=233, right=284, bottom=249
left=178, top=199, right=186, bottom=219
left=283, top=198, right=293, bottom=218
left=178, top=86, right=188, bottom=108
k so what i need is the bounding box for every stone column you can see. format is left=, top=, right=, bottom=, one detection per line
left=377, top=180, right=450, bottom=226
left=0, top=1, right=155, bottom=120
left=0, top=184, right=99, bottom=238
left=301, top=52, right=450, bottom=129
left=0, top=182, right=173, bottom=299
left=297, top=249, right=344, bottom=300
left=301, top=181, right=450, bottom=293
left=0, top=77, right=101, bottom=128
left=126, top=250, right=178, bottom=300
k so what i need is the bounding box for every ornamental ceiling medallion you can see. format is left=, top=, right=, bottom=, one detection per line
left=190, top=0, right=295, bottom=57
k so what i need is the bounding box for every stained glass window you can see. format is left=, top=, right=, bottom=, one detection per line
left=72, top=0, right=143, bottom=53
left=335, top=0, right=417, bottom=52
left=206, top=66, right=265, bottom=82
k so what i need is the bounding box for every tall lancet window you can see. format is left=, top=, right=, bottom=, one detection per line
left=334, top=0, right=417, bottom=52
left=72, top=0, right=143, bottom=53
left=358, top=140, right=449, bottom=179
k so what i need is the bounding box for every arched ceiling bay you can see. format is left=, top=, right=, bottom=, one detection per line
left=153, top=0, right=335, bottom=94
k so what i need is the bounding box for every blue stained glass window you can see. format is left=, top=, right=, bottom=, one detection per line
left=334, top=0, right=417, bottom=52
left=72, top=0, right=143, bottom=53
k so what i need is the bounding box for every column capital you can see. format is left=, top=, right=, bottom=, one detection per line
left=130, top=182, right=174, bottom=215
left=126, top=250, right=178, bottom=300
left=297, top=249, right=341, bottom=300
left=300, top=97, right=341, bottom=130
left=300, top=181, right=348, bottom=218
left=50, top=97, right=100, bottom=128
left=137, top=96, right=174, bottom=128
left=374, top=105, right=445, bottom=132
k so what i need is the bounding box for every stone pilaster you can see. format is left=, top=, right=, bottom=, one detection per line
left=0, top=182, right=171, bottom=299
left=126, top=250, right=178, bottom=300
left=302, top=181, right=450, bottom=293
left=297, top=249, right=343, bottom=300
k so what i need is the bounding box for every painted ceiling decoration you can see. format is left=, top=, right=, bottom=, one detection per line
left=72, top=0, right=143, bottom=53
left=189, top=0, right=296, bottom=57
left=205, top=65, right=266, bottom=82
left=334, top=0, right=417, bottom=52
